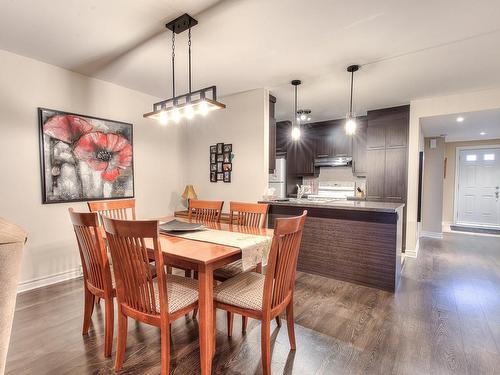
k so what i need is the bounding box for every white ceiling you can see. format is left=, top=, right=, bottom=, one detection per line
left=2, top=0, right=500, bottom=122
left=421, top=108, right=500, bottom=142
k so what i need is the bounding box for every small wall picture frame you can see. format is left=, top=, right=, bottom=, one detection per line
left=210, top=145, right=217, bottom=154
left=223, top=171, right=231, bottom=183
left=217, top=162, right=223, bottom=172
left=210, top=163, right=217, bottom=172
left=223, top=152, right=231, bottom=163
left=223, top=144, right=232, bottom=153
left=216, top=143, right=223, bottom=154
left=210, top=154, right=216, bottom=163
left=210, top=172, right=217, bottom=182
left=223, top=163, right=232, bottom=172
left=216, top=154, right=224, bottom=162
left=217, top=172, right=224, bottom=181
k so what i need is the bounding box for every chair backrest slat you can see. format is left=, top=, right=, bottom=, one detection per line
left=88, top=199, right=136, bottom=222
left=262, top=211, right=307, bottom=314
left=68, top=209, right=112, bottom=293
left=103, top=217, right=166, bottom=317
left=188, top=199, right=224, bottom=223
left=229, top=202, right=269, bottom=228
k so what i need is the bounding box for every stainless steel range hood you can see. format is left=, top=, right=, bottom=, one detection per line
left=313, top=156, right=352, bottom=167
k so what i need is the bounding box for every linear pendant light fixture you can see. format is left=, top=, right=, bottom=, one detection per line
left=143, top=14, right=225, bottom=124
left=291, top=80, right=301, bottom=140
left=345, top=64, right=359, bottom=135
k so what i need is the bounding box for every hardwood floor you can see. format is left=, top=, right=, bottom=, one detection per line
left=6, top=232, right=500, bottom=374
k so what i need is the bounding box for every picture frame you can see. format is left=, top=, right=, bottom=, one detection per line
left=210, top=145, right=217, bottom=154
left=217, top=162, right=223, bottom=172
left=217, top=172, right=224, bottom=181
left=223, top=152, right=231, bottom=163
left=210, top=154, right=216, bottom=163
left=223, top=163, right=232, bottom=172
left=223, top=171, right=231, bottom=183
left=38, top=107, right=134, bottom=204
left=216, top=143, right=223, bottom=154
left=210, top=172, right=217, bottom=182
left=223, top=144, right=232, bottom=153
left=216, top=154, right=224, bottom=162
left=210, top=163, right=217, bottom=172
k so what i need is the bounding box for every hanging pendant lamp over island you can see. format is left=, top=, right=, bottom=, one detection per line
left=345, top=64, right=360, bottom=135
left=143, top=14, right=225, bottom=124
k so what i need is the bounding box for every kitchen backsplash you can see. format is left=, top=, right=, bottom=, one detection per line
left=302, top=166, right=366, bottom=194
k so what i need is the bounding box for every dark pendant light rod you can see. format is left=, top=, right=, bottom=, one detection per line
left=346, top=65, right=359, bottom=116
left=188, top=28, right=192, bottom=96
left=171, top=31, right=176, bottom=104
left=291, top=79, right=301, bottom=124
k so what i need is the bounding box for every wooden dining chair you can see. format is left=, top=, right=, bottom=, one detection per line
left=213, top=211, right=307, bottom=375
left=87, top=198, right=136, bottom=220
left=214, top=202, right=269, bottom=335
left=68, top=208, right=115, bottom=357
left=102, top=217, right=199, bottom=375
left=188, top=199, right=224, bottom=222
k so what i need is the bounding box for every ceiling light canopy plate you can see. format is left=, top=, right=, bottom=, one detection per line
left=291, top=79, right=302, bottom=86
left=347, top=64, right=360, bottom=73
left=165, top=13, right=198, bottom=33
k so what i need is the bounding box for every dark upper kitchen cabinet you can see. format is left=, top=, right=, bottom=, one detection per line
left=331, top=124, right=352, bottom=156
left=314, top=127, right=334, bottom=158
left=366, top=149, right=386, bottom=200
left=268, top=95, right=277, bottom=173
left=352, top=118, right=367, bottom=176
left=276, top=121, right=289, bottom=153
left=290, top=129, right=315, bottom=176
left=366, top=105, right=409, bottom=202
left=384, top=148, right=407, bottom=201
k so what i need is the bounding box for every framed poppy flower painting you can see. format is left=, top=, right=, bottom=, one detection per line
left=38, top=108, right=134, bottom=204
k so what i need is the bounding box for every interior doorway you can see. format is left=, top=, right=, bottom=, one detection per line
left=455, top=146, right=500, bottom=228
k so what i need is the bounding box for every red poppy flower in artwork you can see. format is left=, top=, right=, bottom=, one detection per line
left=74, top=132, right=133, bottom=182
left=43, top=115, right=93, bottom=143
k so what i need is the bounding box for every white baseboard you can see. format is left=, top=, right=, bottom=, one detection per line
left=420, top=231, right=444, bottom=239
left=17, top=267, right=83, bottom=294
left=404, top=238, right=419, bottom=258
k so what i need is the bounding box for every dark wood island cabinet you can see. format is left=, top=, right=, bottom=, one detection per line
left=261, top=200, right=404, bottom=292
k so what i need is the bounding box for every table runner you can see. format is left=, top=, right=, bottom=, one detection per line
left=165, top=229, right=272, bottom=270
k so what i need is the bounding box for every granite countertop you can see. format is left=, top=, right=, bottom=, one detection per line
left=259, top=198, right=404, bottom=213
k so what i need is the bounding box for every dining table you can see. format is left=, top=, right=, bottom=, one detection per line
left=153, top=216, right=274, bottom=375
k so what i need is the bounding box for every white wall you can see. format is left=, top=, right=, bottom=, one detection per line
left=421, top=137, right=445, bottom=236
left=181, top=89, right=269, bottom=211
left=407, top=88, right=500, bottom=255
left=0, top=50, right=185, bottom=291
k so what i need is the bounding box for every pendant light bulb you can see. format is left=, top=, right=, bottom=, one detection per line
left=291, top=126, right=301, bottom=140
left=199, top=100, right=209, bottom=116
left=172, top=107, right=181, bottom=123
left=300, top=113, right=306, bottom=121
left=184, top=104, right=194, bottom=119
left=159, top=110, right=168, bottom=125
left=345, top=117, right=356, bottom=135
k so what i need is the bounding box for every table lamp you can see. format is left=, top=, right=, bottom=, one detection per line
left=181, top=185, right=197, bottom=208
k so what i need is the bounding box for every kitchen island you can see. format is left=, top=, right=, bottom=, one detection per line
left=260, top=199, right=404, bottom=292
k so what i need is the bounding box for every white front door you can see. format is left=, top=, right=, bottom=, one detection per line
left=456, top=148, right=500, bottom=227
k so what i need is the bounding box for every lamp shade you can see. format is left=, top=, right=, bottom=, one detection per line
left=181, top=185, right=197, bottom=200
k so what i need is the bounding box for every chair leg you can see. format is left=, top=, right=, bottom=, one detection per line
left=104, top=297, right=114, bottom=357
left=242, top=316, right=248, bottom=334
left=114, top=309, right=128, bottom=372
left=160, top=319, right=171, bottom=375
left=192, top=270, right=199, bottom=319
left=261, top=319, right=271, bottom=375
left=184, top=269, right=193, bottom=318
left=275, top=315, right=282, bottom=328
left=82, top=287, right=94, bottom=335
left=226, top=311, right=234, bottom=337
left=286, top=302, right=296, bottom=350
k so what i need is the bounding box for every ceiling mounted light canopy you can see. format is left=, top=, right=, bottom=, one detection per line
left=345, top=64, right=359, bottom=135
left=143, top=13, right=225, bottom=124
left=291, top=80, right=302, bottom=141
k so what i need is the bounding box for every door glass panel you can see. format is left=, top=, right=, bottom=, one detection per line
left=483, top=153, right=495, bottom=161
left=466, top=154, right=477, bottom=161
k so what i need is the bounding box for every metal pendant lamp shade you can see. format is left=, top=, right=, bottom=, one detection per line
left=143, top=14, right=225, bottom=124
left=345, top=64, right=359, bottom=135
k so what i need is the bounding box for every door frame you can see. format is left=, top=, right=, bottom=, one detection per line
left=454, top=144, right=500, bottom=227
